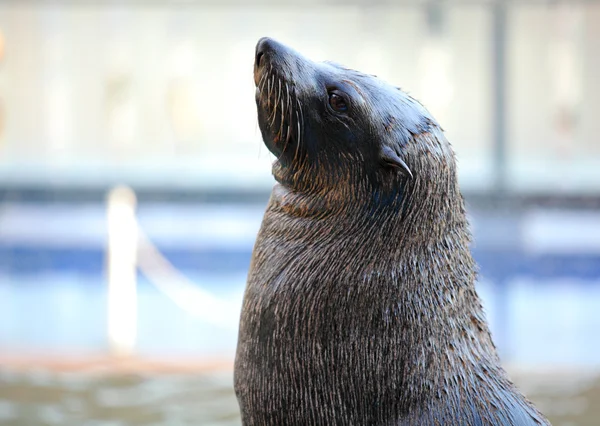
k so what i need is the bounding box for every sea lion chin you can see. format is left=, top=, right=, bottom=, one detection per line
left=235, top=37, right=550, bottom=426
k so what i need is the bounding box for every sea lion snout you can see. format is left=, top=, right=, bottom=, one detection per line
left=254, top=37, right=300, bottom=85
left=254, top=37, right=281, bottom=69
left=254, top=37, right=309, bottom=161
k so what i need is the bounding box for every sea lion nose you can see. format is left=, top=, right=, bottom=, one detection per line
left=255, top=37, right=284, bottom=69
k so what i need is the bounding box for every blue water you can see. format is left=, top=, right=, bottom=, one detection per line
left=0, top=202, right=599, bottom=367
left=2, top=273, right=599, bottom=367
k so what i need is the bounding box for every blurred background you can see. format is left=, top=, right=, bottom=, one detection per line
left=0, top=0, right=599, bottom=425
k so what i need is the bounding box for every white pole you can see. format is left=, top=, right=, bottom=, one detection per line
left=106, top=185, right=138, bottom=357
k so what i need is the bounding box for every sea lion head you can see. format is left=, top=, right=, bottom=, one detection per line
left=254, top=37, right=458, bottom=213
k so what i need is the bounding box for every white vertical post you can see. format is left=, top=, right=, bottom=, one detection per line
left=106, top=185, right=138, bottom=357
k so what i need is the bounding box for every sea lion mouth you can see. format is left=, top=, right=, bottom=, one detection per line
left=253, top=38, right=304, bottom=160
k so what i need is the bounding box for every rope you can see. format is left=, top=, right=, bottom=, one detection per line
left=136, top=228, right=241, bottom=331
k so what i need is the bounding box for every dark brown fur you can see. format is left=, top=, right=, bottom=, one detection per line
left=234, top=38, right=550, bottom=426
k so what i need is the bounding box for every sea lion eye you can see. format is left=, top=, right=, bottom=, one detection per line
left=328, top=92, right=348, bottom=112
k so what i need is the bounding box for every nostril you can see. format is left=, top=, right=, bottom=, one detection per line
left=256, top=50, right=264, bottom=68
left=255, top=37, right=275, bottom=68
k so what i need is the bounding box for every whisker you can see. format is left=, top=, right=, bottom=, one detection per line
left=281, top=83, right=293, bottom=154
left=259, top=70, right=267, bottom=89
left=278, top=80, right=287, bottom=139
left=294, top=112, right=301, bottom=164
left=274, top=79, right=282, bottom=119
left=270, top=84, right=279, bottom=129
left=294, top=97, right=303, bottom=165
left=262, top=71, right=268, bottom=88
left=297, top=98, right=304, bottom=141
left=286, top=84, right=292, bottom=124
left=267, top=79, right=277, bottom=126
left=267, top=73, right=273, bottom=108
left=285, top=124, right=292, bottom=148
left=258, top=75, right=267, bottom=100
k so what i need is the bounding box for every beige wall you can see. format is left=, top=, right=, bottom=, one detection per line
left=508, top=3, right=600, bottom=192
left=0, top=2, right=597, bottom=191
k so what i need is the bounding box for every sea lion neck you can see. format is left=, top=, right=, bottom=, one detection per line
left=270, top=157, right=373, bottom=218
left=257, top=179, right=496, bottom=385
left=269, top=183, right=326, bottom=219
left=269, top=180, right=352, bottom=221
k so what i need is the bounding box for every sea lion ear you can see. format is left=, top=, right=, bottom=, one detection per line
left=379, top=145, right=413, bottom=179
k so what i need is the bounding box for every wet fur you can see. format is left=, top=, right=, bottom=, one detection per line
left=234, top=38, right=549, bottom=426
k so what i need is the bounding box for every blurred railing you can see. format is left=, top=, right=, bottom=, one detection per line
left=106, top=186, right=239, bottom=356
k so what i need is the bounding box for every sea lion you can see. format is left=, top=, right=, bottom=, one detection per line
left=234, top=37, right=550, bottom=426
